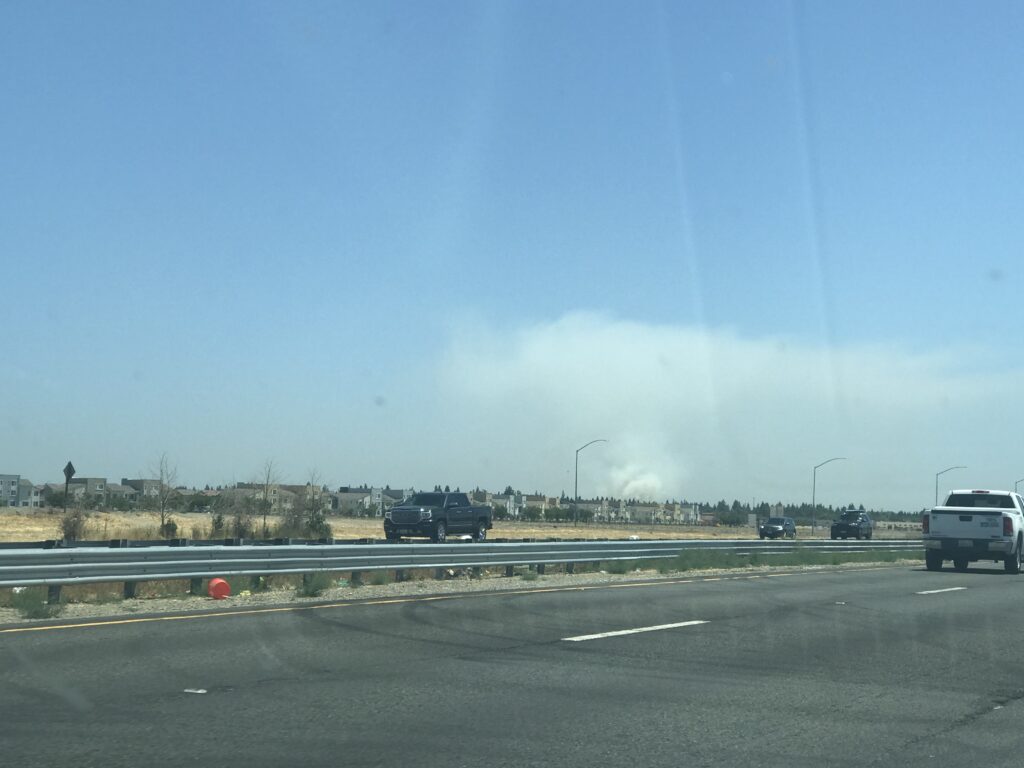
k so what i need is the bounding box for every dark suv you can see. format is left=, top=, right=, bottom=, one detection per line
left=830, top=510, right=873, bottom=540
left=759, top=517, right=796, bottom=539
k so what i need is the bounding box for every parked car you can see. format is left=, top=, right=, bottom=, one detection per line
left=759, top=517, right=796, bottom=539
left=384, top=492, right=492, bottom=543
left=830, top=510, right=873, bottom=540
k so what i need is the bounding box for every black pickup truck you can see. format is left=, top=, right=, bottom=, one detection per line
left=384, top=492, right=492, bottom=543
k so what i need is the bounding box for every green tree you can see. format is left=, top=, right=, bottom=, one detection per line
left=521, top=506, right=543, bottom=522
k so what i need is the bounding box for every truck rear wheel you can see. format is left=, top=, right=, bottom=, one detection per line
left=925, top=551, right=943, bottom=571
left=1005, top=540, right=1022, bottom=574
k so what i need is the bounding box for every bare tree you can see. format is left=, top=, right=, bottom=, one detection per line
left=280, top=470, right=332, bottom=539
left=151, top=452, right=179, bottom=537
left=303, top=469, right=332, bottom=539
left=258, top=458, right=279, bottom=538
left=230, top=491, right=256, bottom=539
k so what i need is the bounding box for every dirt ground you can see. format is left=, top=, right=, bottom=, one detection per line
left=0, top=507, right=919, bottom=542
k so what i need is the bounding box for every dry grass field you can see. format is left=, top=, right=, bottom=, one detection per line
left=0, top=507, right=919, bottom=542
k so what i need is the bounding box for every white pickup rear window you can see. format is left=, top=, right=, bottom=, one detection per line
left=945, top=494, right=1015, bottom=508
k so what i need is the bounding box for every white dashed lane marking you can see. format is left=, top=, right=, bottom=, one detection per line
left=562, top=620, right=709, bottom=642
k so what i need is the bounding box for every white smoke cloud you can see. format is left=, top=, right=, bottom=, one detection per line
left=434, top=312, right=1024, bottom=510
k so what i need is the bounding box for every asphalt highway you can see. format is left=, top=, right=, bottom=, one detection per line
left=3, top=564, right=1023, bottom=767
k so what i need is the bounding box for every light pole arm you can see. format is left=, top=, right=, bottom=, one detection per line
left=934, top=465, right=967, bottom=506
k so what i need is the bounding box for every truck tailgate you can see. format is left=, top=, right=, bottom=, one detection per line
left=929, top=506, right=1005, bottom=539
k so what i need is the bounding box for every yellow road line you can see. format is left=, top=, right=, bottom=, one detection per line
left=0, top=564, right=903, bottom=635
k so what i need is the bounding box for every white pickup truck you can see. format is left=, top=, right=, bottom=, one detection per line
left=923, top=489, right=1024, bottom=573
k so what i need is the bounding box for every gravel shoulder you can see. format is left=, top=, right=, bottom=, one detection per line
left=0, top=559, right=920, bottom=628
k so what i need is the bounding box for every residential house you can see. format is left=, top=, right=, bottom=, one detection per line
left=332, top=487, right=372, bottom=515
left=237, top=482, right=295, bottom=513
left=677, top=504, right=700, bottom=524
left=0, top=474, right=20, bottom=507
left=17, top=480, right=41, bottom=508
left=217, top=485, right=287, bottom=515
left=105, top=483, right=138, bottom=504
left=42, top=483, right=66, bottom=503
left=69, top=477, right=108, bottom=502
left=365, top=487, right=410, bottom=516
left=122, top=478, right=163, bottom=499
left=523, top=494, right=548, bottom=512
left=576, top=498, right=610, bottom=520
left=625, top=501, right=663, bottom=524
left=281, top=484, right=329, bottom=513
left=699, top=510, right=719, bottom=526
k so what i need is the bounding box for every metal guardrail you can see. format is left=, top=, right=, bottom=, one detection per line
left=0, top=538, right=922, bottom=594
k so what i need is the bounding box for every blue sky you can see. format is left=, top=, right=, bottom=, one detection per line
left=3, top=1, right=1024, bottom=510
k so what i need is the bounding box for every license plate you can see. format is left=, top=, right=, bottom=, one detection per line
left=958, top=540, right=972, bottom=548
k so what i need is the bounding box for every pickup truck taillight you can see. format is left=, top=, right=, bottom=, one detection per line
left=922, top=514, right=929, bottom=534
left=1004, top=515, right=1013, bottom=536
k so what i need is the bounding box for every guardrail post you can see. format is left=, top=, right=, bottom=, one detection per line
left=504, top=565, right=514, bottom=577
left=434, top=567, right=445, bottom=580
left=536, top=564, right=545, bottom=575
left=350, top=571, right=362, bottom=586
left=123, top=581, right=137, bottom=599
left=566, top=562, right=575, bottom=574
left=47, top=584, right=62, bottom=604
left=471, top=567, right=481, bottom=579
left=251, top=575, right=264, bottom=591
left=189, top=578, right=203, bottom=596
left=395, top=569, right=406, bottom=582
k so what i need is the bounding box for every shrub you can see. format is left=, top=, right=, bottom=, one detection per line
left=274, top=504, right=333, bottom=540
left=231, top=511, right=255, bottom=539
left=295, top=572, right=333, bottom=597
left=60, top=509, right=87, bottom=541
left=11, top=588, right=62, bottom=620
left=159, top=518, right=178, bottom=539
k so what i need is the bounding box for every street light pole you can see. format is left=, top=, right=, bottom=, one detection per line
left=1015, top=478, right=1024, bottom=494
left=574, top=439, right=607, bottom=526
left=812, top=457, right=846, bottom=534
left=934, top=465, right=967, bottom=506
